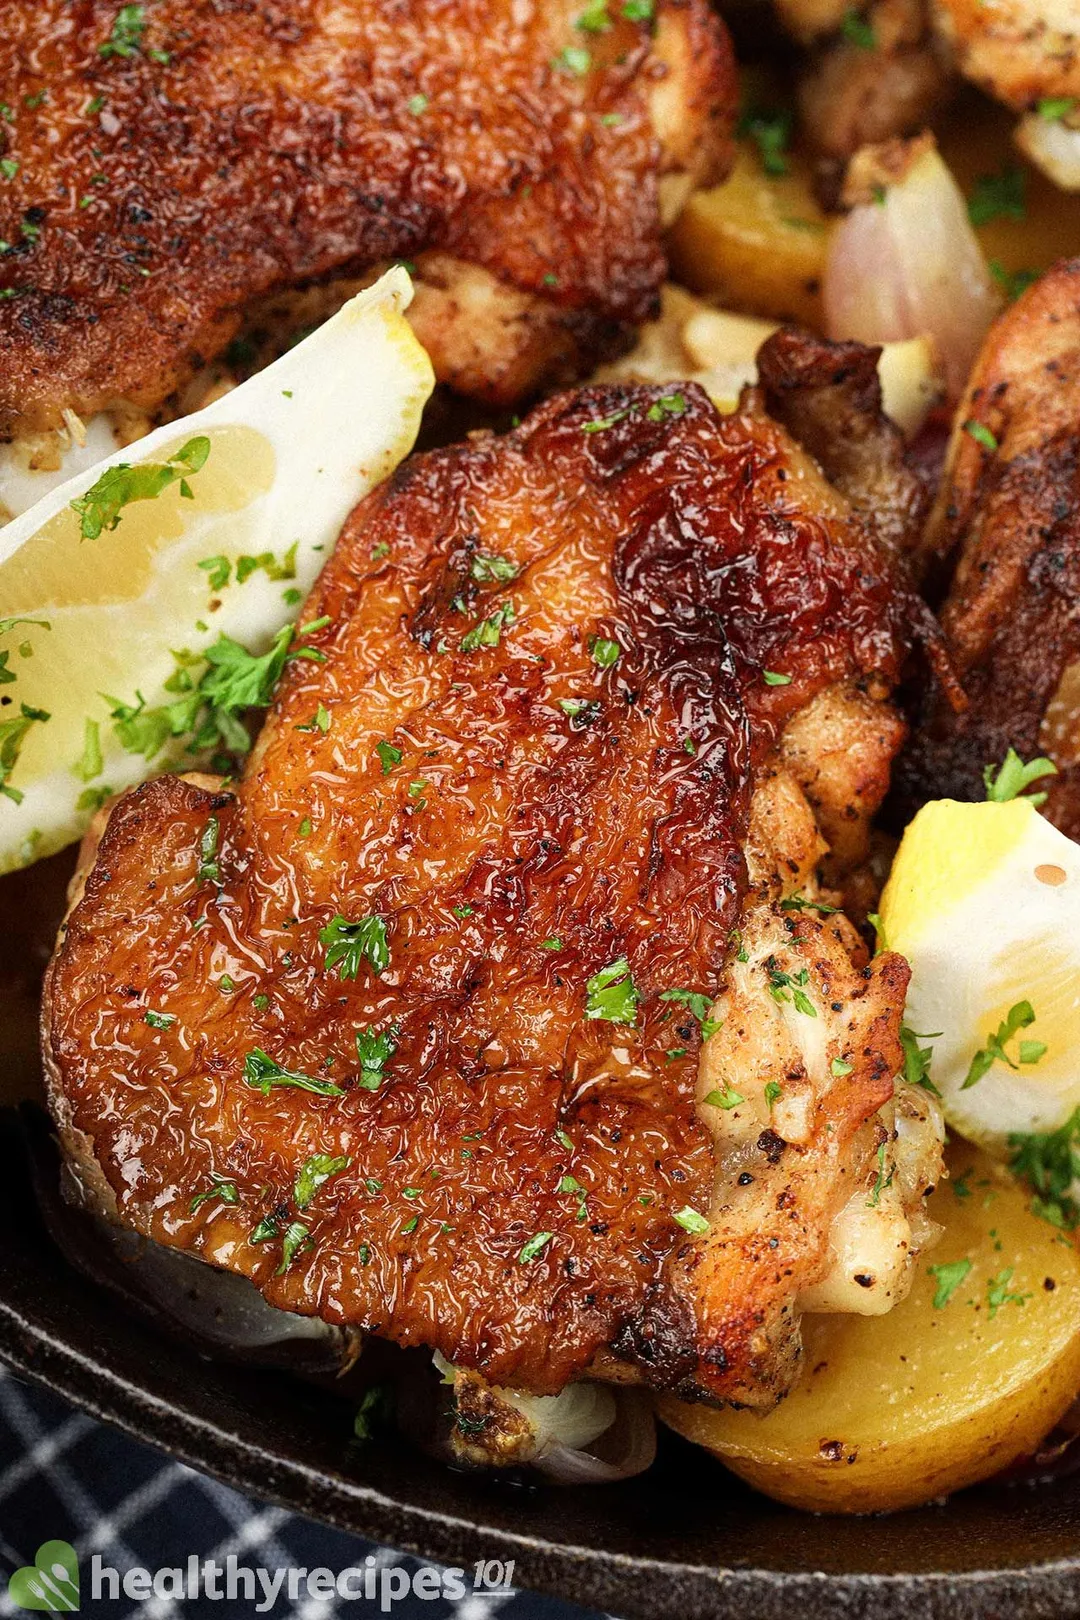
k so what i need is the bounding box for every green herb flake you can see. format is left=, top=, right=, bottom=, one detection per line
left=143, top=1009, right=175, bottom=1030
left=576, top=0, right=611, bottom=27
left=189, top=1176, right=239, bottom=1213
left=764, top=1079, right=783, bottom=1109
left=704, top=1086, right=744, bottom=1110
left=70, top=436, right=210, bottom=539
left=355, top=1024, right=397, bottom=1091
left=249, top=1215, right=279, bottom=1245
left=556, top=1128, right=574, bottom=1151
left=645, top=391, right=687, bottom=423
left=840, top=8, right=875, bottom=47
left=540, top=936, right=564, bottom=950
left=73, top=718, right=104, bottom=783
left=275, top=1220, right=311, bottom=1275
left=984, top=746, right=1058, bottom=807
left=319, top=913, right=390, bottom=979
left=763, top=670, right=792, bottom=686
left=968, top=166, right=1026, bottom=227
left=375, top=739, right=402, bottom=774
left=585, top=956, right=640, bottom=1024
left=452, top=903, right=474, bottom=918
left=519, top=1230, right=554, bottom=1262
left=198, top=554, right=230, bottom=591
left=353, top=1383, right=392, bottom=1440
left=928, top=1257, right=972, bottom=1309
left=294, top=1153, right=351, bottom=1209
left=407, top=93, right=429, bottom=115
left=470, top=551, right=518, bottom=583
left=589, top=634, right=621, bottom=669
left=0, top=159, right=18, bottom=181
left=553, top=45, right=591, bottom=76
left=197, top=814, right=221, bottom=884
left=964, top=419, right=998, bottom=452
left=989, top=260, right=1038, bottom=302
left=0, top=704, right=50, bottom=804
left=623, top=0, right=654, bottom=16
left=780, top=892, right=837, bottom=916
left=296, top=703, right=331, bottom=734
left=1008, top=1106, right=1080, bottom=1230
left=1038, top=97, right=1076, bottom=122
left=765, top=956, right=816, bottom=1017
left=867, top=1140, right=895, bottom=1208
left=253, top=993, right=270, bottom=1012
left=582, top=409, right=629, bottom=434
left=737, top=104, right=792, bottom=177
left=242, top=1048, right=345, bottom=1098
left=830, top=1056, right=854, bottom=1077
left=986, top=1266, right=1031, bottom=1318
left=962, top=1000, right=1043, bottom=1090
left=460, top=600, right=514, bottom=653
left=900, top=1024, right=941, bottom=1095
left=674, top=1205, right=709, bottom=1235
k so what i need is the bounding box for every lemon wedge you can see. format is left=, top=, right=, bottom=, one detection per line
left=879, top=798, right=1080, bottom=1154
left=0, top=268, right=433, bottom=874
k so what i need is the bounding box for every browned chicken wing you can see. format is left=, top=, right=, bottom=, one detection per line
left=0, top=0, right=735, bottom=437
left=43, top=371, right=942, bottom=1408
left=899, top=259, right=1080, bottom=836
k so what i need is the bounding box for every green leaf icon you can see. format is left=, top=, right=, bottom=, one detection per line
left=7, top=1541, right=79, bottom=1612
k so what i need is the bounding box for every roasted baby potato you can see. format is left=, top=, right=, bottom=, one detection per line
left=668, top=145, right=833, bottom=327
left=658, top=1148, right=1080, bottom=1512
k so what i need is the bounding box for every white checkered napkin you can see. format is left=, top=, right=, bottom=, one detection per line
left=0, top=1368, right=603, bottom=1620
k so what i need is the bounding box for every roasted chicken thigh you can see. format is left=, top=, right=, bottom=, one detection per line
left=0, top=0, right=734, bottom=436
left=44, top=370, right=943, bottom=1408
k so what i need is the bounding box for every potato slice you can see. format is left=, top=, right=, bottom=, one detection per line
left=658, top=1148, right=1080, bottom=1512
left=668, top=147, right=833, bottom=327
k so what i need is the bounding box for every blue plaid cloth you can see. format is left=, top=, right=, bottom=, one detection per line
left=0, top=1370, right=600, bottom=1620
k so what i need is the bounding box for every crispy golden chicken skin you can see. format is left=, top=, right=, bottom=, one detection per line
left=0, top=0, right=734, bottom=436
left=44, top=376, right=941, bottom=1404
left=900, top=260, right=1080, bottom=836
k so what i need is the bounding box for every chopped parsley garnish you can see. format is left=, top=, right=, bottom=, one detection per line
left=967, top=166, right=1026, bottom=227
left=519, top=1231, right=554, bottom=1262
left=1038, top=97, right=1076, bottom=122
left=249, top=1215, right=279, bottom=1244
left=646, top=391, right=686, bottom=423
left=659, top=987, right=721, bottom=1039
left=830, top=1056, right=853, bottom=1077
left=143, top=1009, right=175, bottom=1030
left=276, top=1220, right=311, bottom=1275
left=74, top=718, right=104, bottom=783
left=98, top=4, right=168, bottom=62
left=470, top=551, right=517, bottom=583
left=553, top=45, right=591, bottom=76
left=582, top=409, right=629, bottom=434
left=296, top=704, right=331, bottom=734
left=900, top=1024, right=941, bottom=1095
left=541, top=936, right=563, bottom=950
left=559, top=1173, right=589, bottom=1221
left=704, top=1085, right=744, bottom=1110
left=737, top=104, right=792, bottom=177
left=1008, top=1107, right=1080, bottom=1229
left=453, top=904, right=474, bottom=918
left=197, top=815, right=221, bottom=883
left=70, top=435, right=209, bottom=539
left=253, top=993, right=270, bottom=1012
left=576, top=0, right=610, bottom=25
left=319, top=913, right=390, bottom=980
left=927, top=1257, right=971, bottom=1309
left=460, top=600, right=514, bottom=653
left=294, top=1153, right=351, bottom=1209
left=674, top=1206, right=709, bottom=1235
left=0, top=704, right=50, bottom=805
left=762, top=670, right=792, bottom=686
left=867, top=1141, right=895, bottom=1208
left=407, top=93, right=428, bottom=115
left=0, top=159, right=18, bottom=182
left=589, top=635, right=621, bottom=669
left=764, top=1079, right=782, bottom=1109
left=189, top=1176, right=239, bottom=1213
left=557, top=697, right=600, bottom=728
left=556, top=1128, right=574, bottom=1151
left=353, top=1383, right=392, bottom=1440
left=375, top=739, right=402, bottom=774
left=780, top=892, right=837, bottom=916
left=984, top=746, right=1058, bottom=807
left=585, top=956, right=640, bottom=1024
left=986, top=1266, right=1030, bottom=1318
left=355, top=1024, right=397, bottom=1091
left=765, top=957, right=816, bottom=1017
left=242, top=1048, right=345, bottom=1098
left=840, top=8, right=875, bottom=47
left=623, top=0, right=654, bottom=17
left=989, top=260, right=1038, bottom=303
left=962, top=1000, right=1045, bottom=1090
left=198, top=554, right=230, bottom=590
left=963, top=419, right=998, bottom=452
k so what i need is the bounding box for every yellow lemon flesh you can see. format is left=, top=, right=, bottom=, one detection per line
left=0, top=268, right=433, bottom=874
left=879, top=798, right=1080, bottom=1154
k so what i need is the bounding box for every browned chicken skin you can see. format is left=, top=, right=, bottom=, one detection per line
left=0, top=0, right=735, bottom=437
left=43, top=373, right=940, bottom=1406
left=900, top=259, right=1080, bottom=836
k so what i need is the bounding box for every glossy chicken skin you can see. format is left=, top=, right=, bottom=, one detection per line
left=0, top=0, right=734, bottom=436
left=901, top=260, right=1080, bottom=836
left=45, top=379, right=928, bottom=1402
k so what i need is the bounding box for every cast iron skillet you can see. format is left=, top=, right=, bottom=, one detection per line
left=2, top=864, right=1080, bottom=1620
